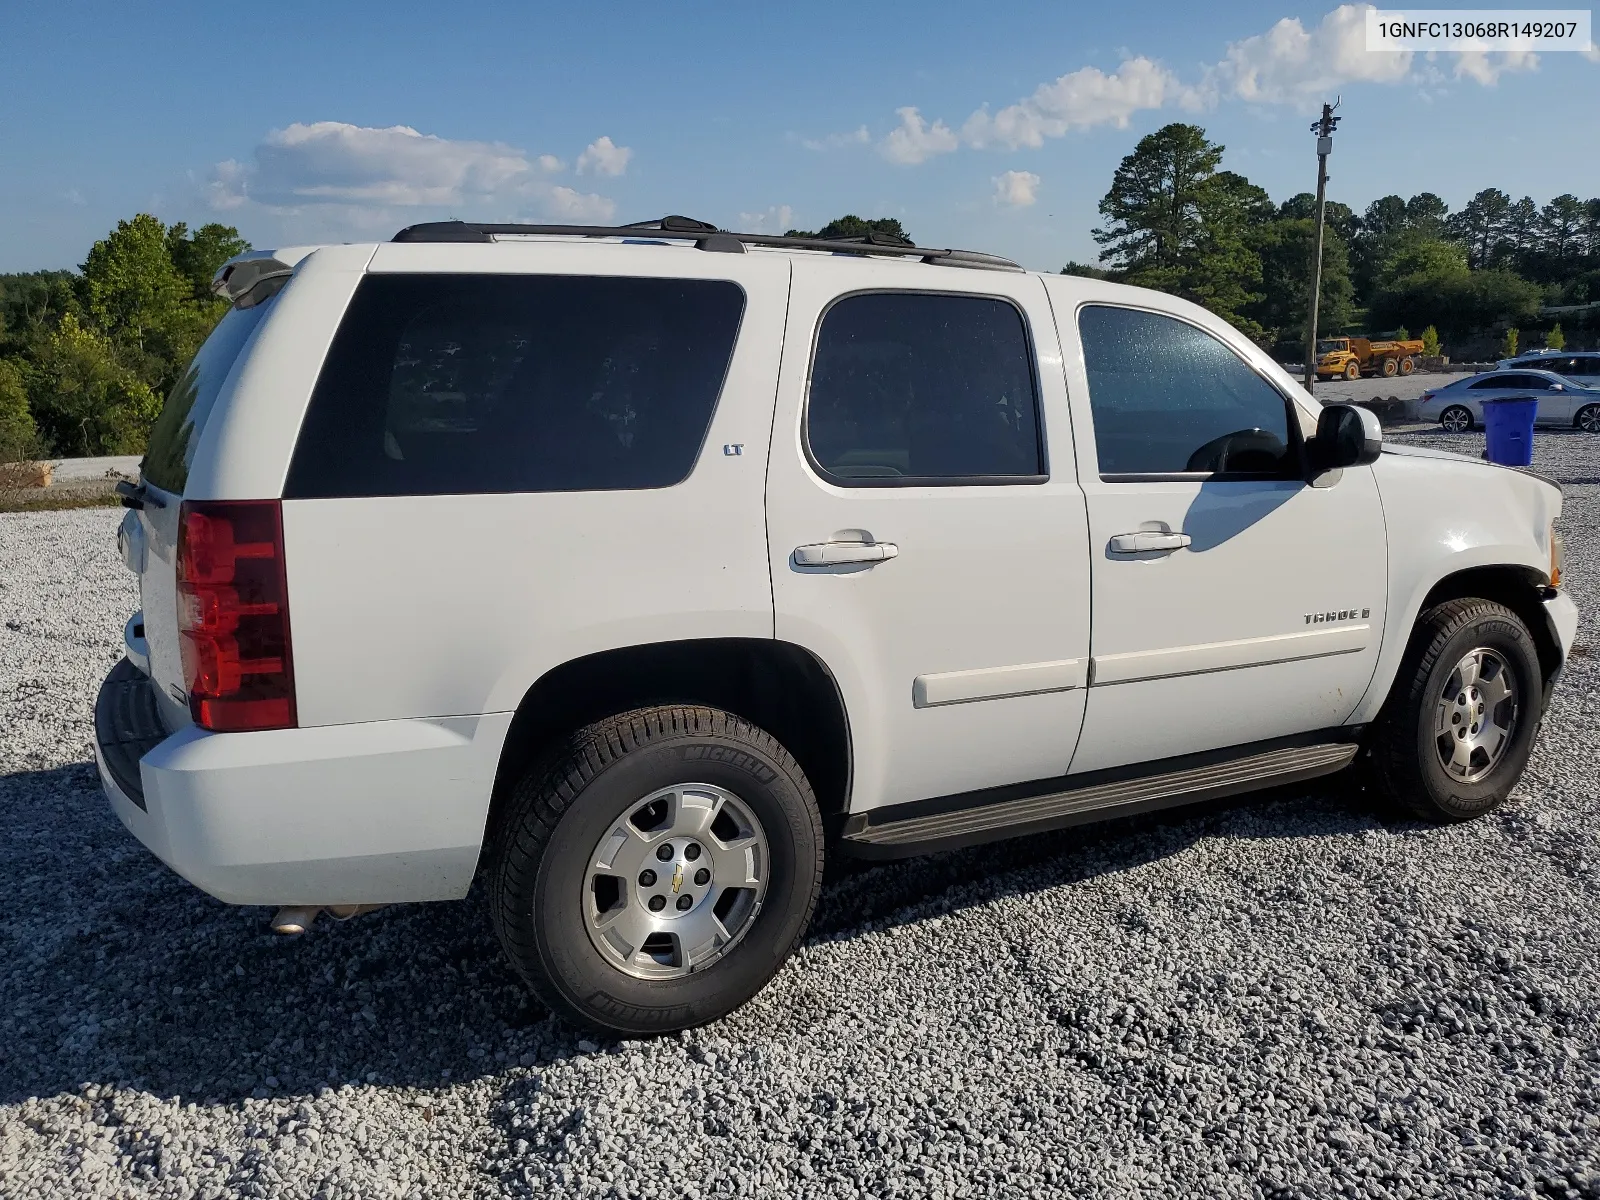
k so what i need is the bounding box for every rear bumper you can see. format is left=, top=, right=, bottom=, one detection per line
left=93, top=659, right=512, bottom=906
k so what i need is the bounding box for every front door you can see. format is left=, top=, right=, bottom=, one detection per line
left=764, top=261, right=1092, bottom=814
left=1045, top=287, right=1388, bottom=775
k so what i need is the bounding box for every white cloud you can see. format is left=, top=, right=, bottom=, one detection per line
left=865, top=4, right=1540, bottom=167
left=801, top=126, right=870, bottom=151
left=737, top=205, right=795, bottom=233
left=1208, top=4, right=1411, bottom=106
left=964, top=59, right=1182, bottom=150
left=881, top=107, right=960, bottom=164
left=206, top=121, right=617, bottom=232
left=1452, top=48, right=1540, bottom=85
left=576, top=136, right=632, bottom=177
left=992, top=170, right=1041, bottom=207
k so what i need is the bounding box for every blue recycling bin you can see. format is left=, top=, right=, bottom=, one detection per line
left=1482, top=396, right=1537, bottom=467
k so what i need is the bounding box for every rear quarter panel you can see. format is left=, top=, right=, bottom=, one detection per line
left=280, top=243, right=791, bottom=726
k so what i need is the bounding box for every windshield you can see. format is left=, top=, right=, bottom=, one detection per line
left=1316, top=340, right=1345, bottom=354
left=141, top=301, right=271, bottom=494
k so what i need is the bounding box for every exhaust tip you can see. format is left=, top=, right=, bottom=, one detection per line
left=270, top=905, right=321, bottom=935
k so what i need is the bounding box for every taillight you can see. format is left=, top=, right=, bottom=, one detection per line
left=176, top=500, right=296, bottom=732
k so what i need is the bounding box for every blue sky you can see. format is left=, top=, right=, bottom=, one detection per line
left=2, top=1, right=1596, bottom=274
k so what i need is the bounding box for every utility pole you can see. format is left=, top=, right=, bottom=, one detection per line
left=1302, top=99, right=1341, bottom=393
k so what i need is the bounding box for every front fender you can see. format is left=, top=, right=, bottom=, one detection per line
left=1350, top=449, right=1560, bottom=724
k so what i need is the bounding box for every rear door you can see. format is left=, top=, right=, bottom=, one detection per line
left=765, top=260, right=1091, bottom=814
left=1048, top=285, right=1387, bottom=774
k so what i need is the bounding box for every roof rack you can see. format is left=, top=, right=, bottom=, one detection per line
left=390, top=215, right=1023, bottom=272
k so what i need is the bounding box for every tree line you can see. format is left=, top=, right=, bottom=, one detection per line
left=0, top=215, right=247, bottom=463
left=1067, top=123, right=1598, bottom=359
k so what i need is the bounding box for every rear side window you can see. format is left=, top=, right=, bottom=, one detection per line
left=142, top=303, right=271, bottom=494
left=1077, top=305, right=1294, bottom=478
left=805, top=292, right=1043, bottom=484
left=284, top=274, right=745, bottom=498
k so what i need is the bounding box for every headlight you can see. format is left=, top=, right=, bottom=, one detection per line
left=1551, top=523, right=1564, bottom=589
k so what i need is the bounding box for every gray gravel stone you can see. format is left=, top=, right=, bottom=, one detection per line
left=2, top=428, right=1597, bottom=1199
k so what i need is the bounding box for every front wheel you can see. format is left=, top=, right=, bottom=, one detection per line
left=1576, top=404, right=1600, bottom=433
left=490, top=706, right=823, bottom=1035
left=1440, top=404, right=1474, bottom=433
left=1344, top=361, right=1361, bottom=381
left=1368, top=598, right=1543, bottom=822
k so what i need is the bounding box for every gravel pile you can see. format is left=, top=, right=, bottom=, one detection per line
left=3, top=432, right=1598, bottom=1199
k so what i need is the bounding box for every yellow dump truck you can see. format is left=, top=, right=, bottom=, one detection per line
left=1315, top=336, right=1426, bottom=380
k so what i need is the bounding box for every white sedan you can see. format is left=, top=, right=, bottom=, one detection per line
left=1416, top=369, right=1600, bottom=433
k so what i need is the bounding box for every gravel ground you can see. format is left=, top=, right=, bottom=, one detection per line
left=2, top=430, right=1598, bottom=1200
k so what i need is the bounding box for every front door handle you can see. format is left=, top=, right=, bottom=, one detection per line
left=1109, top=531, right=1191, bottom=554
left=793, top=540, right=900, bottom=566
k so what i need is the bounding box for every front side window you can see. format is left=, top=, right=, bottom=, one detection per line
left=805, top=292, right=1043, bottom=484
left=285, top=274, right=745, bottom=498
left=1077, top=305, right=1295, bottom=478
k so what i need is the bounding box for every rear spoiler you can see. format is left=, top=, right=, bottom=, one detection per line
left=210, top=246, right=321, bottom=309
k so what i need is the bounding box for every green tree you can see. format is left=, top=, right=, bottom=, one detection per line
left=1245, top=215, right=1353, bottom=354
left=0, top=357, right=39, bottom=463
left=26, top=313, right=159, bottom=456
left=1421, top=325, right=1441, bottom=356
left=1501, top=327, right=1519, bottom=358
left=1539, top=195, right=1586, bottom=259
left=1092, top=124, right=1266, bottom=330
left=80, top=214, right=190, bottom=357
left=166, top=222, right=250, bottom=300
left=1370, top=269, right=1540, bottom=342
left=0, top=270, right=79, bottom=357
left=1060, top=261, right=1111, bottom=279
left=784, top=215, right=911, bottom=243
left=1447, top=189, right=1512, bottom=268
left=1395, top=326, right=1410, bottom=340
left=1547, top=322, right=1566, bottom=350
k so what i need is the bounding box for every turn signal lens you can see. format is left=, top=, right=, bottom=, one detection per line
left=1550, top=525, right=1564, bottom=589
left=176, top=500, right=296, bottom=732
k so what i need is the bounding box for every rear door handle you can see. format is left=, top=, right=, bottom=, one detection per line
left=793, top=540, right=900, bottom=566
left=1109, top=531, right=1191, bottom=554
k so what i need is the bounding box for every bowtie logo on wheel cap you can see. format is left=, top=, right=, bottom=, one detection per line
left=671, top=864, right=684, bottom=893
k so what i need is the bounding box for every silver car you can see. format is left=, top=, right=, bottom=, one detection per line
left=1417, top=369, right=1600, bottom=433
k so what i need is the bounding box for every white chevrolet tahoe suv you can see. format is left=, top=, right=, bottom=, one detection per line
left=96, top=216, right=1579, bottom=1035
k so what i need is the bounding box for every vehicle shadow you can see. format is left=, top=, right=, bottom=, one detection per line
left=1, top=760, right=1390, bottom=1108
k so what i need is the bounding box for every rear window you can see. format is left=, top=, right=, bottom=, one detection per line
left=284, top=274, right=745, bottom=498
left=141, top=303, right=271, bottom=494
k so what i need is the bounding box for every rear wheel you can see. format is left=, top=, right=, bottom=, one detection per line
left=1576, top=404, right=1600, bottom=433
left=1381, top=356, right=1399, bottom=377
left=490, top=706, right=823, bottom=1034
left=1368, top=598, right=1543, bottom=822
left=1440, top=405, right=1473, bottom=433
left=1399, top=356, right=1415, bottom=376
left=1344, top=361, right=1361, bottom=381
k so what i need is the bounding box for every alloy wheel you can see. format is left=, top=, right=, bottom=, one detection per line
left=1440, top=406, right=1472, bottom=433
left=1433, top=647, right=1518, bottom=783
left=583, top=783, right=768, bottom=979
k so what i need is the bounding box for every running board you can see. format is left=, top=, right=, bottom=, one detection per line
left=841, top=741, right=1359, bottom=859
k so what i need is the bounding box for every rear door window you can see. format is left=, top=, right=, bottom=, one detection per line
left=284, top=274, right=745, bottom=498
left=804, top=291, right=1042, bottom=484
left=1077, top=305, right=1295, bottom=477
left=141, top=303, right=271, bottom=494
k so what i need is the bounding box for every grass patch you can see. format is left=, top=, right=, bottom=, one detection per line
left=0, top=489, right=124, bottom=513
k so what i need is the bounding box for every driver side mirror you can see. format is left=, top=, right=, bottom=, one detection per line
left=1310, top=403, right=1382, bottom=472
